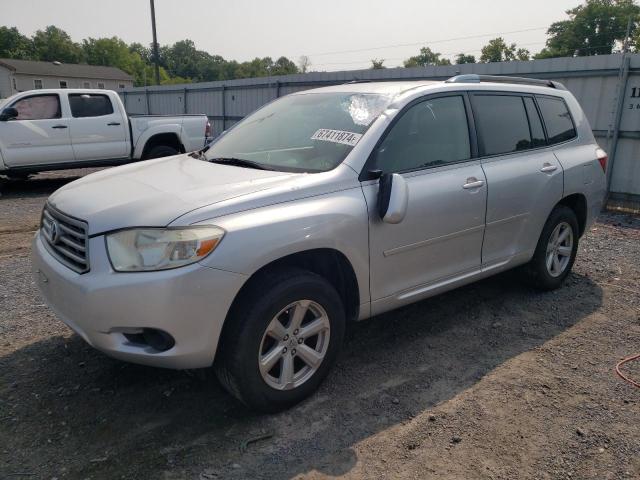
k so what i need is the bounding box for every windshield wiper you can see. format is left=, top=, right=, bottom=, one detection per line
left=208, top=157, right=273, bottom=171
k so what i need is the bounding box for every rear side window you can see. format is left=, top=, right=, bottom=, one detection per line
left=537, top=96, right=576, bottom=144
left=523, top=97, right=546, bottom=147
left=472, top=95, right=532, bottom=156
left=373, top=95, right=471, bottom=172
left=69, top=94, right=114, bottom=118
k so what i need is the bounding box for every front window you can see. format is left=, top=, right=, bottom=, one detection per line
left=371, top=95, right=471, bottom=173
left=205, top=92, right=393, bottom=173
left=59, top=80, right=68, bottom=89
left=34, top=79, right=43, bottom=89
left=10, top=94, right=61, bottom=120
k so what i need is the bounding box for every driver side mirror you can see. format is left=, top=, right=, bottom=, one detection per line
left=378, top=173, right=408, bottom=224
left=0, top=107, right=18, bottom=121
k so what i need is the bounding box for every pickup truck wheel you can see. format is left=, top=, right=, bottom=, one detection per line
left=522, top=205, right=579, bottom=291
left=215, top=268, right=345, bottom=412
left=144, top=145, right=179, bottom=159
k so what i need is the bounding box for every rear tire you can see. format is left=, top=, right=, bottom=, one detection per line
left=215, top=268, right=345, bottom=412
left=522, top=205, right=579, bottom=290
left=144, top=145, right=179, bottom=159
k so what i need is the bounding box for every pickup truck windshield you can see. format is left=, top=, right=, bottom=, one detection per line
left=205, top=92, right=392, bottom=173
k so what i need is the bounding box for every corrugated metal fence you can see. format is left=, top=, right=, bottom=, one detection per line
left=120, top=54, right=640, bottom=207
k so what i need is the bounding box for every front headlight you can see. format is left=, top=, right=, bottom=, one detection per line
left=105, top=226, right=225, bottom=272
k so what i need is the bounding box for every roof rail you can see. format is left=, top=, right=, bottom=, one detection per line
left=344, top=79, right=374, bottom=84
left=445, top=74, right=566, bottom=90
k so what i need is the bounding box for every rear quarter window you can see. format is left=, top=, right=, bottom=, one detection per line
left=536, top=96, right=576, bottom=144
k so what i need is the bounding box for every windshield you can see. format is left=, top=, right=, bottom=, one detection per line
left=205, top=92, right=392, bottom=173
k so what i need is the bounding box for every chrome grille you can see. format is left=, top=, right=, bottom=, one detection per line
left=40, top=203, right=90, bottom=274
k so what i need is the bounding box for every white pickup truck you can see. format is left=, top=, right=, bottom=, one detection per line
left=0, top=89, right=210, bottom=179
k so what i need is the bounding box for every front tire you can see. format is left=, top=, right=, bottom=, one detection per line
left=215, top=268, right=345, bottom=412
left=522, top=205, right=579, bottom=290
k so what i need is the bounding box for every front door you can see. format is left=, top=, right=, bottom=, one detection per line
left=362, top=94, right=487, bottom=311
left=0, top=93, right=74, bottom=167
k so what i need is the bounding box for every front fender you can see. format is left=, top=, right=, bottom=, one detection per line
left=196, top=187, right=371, bottom=314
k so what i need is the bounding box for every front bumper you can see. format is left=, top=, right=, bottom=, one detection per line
left=31, top=231, right=247, bottom=369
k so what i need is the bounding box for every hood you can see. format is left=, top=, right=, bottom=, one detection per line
left=48, top=155, right=301, bottom=235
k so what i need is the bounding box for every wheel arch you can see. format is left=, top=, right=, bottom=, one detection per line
left=140, top=132, right=185, bottom=159
left=557, top=193, right=587, bottom=237
left=215, top=248, right=360, bottom=362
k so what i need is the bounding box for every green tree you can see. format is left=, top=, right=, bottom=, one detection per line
left=535, top=0, right=640, bottom=58
left=480, top=37, right=518, bottom=62
left=404, top=47, right=451, bottom=67
left=270, top=56, right=299, bottom=76
left=0, top=26, right=34, bottom=59
left=370, top=58, right=386, bottom=69
left=83, top=37, right=135, bottom=71
left=32, top=26, right=84, bottom=63
left=128, top=42, right=151, bottom=63
left=516, top=48, right=531, bottom=61
left=455, top=53, right=476, bottom=64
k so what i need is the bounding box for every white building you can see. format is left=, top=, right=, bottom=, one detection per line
left=0, top=58, right=134, bottom=99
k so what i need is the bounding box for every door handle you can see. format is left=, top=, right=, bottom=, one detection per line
left=540, top=163, right=558, bottom=173
left=107, top=122, right=121, bottom=126
left=462, top=177, right=484, bottom=189
left=51, top=125, right=68, bottom=129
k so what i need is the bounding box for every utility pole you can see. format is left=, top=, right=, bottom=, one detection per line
left=150, top=0, right=161, bottom=85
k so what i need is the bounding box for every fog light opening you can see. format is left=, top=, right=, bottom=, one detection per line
left=124, top=328, right=175, bottom=352
left=143, top=329, right=175, bottom=352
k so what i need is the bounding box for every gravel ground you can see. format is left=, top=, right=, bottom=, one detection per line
left=1, top=170, right=639, bottom=480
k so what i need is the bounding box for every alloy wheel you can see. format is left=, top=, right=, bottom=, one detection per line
left=258, top=300, right=331, bottom=390
left=546, top=221, right=573, bottom=277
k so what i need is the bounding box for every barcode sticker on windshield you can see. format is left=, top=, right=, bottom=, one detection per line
left=311, top=129, right=362, bottom=147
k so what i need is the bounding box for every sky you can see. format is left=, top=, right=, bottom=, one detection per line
left=2, top=0, right=581, bottom=71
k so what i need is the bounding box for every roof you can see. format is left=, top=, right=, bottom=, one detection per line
left=0, top=58, right=133, bottom=81
left=297, top=81, right=440, bottom=95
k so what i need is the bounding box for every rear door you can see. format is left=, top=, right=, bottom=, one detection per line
left=363, top=93, right=487, bottom=308
left=0, top=93, right=74, bottom=167
left=470, top=92, right=564, bottom=266
left=68, top=93, right=129, bottom=160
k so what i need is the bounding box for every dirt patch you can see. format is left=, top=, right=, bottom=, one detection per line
left=1, top=170, right=639, bottom=479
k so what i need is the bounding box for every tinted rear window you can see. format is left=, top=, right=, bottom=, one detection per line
left=473, top=95, right=532, bottom=155
left=69, top=94, right=114, bottom=118
left=537, top=96, right=576, bottom=144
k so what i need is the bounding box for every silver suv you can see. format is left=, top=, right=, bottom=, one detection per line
left=32, top=75, right=607, bottom=411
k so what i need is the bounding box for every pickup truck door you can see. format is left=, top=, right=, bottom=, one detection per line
left=0, top=93, right=74, bottom=167
left=362, top=94, right=486, bottom=313
left=67, top=93, right=129, bottom=160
